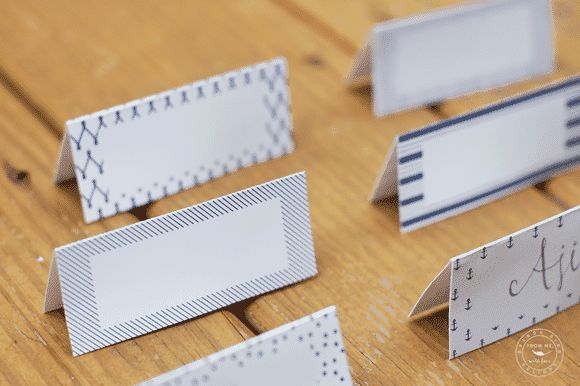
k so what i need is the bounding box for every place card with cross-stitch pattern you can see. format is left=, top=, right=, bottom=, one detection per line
left=370, top=76, right=580, bottom=233
left=346, top=0, right=553, bottom=116
left=54, top=57, right=293, bottom=223
left=44, top=172, right=317, bottom=356
left=409, top=205, right=580, bottom=359
left=139, top=306, right=352, bottom=386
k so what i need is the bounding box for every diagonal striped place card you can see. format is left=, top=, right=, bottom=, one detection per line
left=54, top=57, right=293, bottom=223
left=370, top=76, right=580, bottom=232
left=139, top=306, right=352, bottom=386
left=43, top=172, right=317, bottom=356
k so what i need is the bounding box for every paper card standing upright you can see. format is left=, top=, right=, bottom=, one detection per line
left=370, top=76, right=580, bottom=232
left=55, top=57, right=293, bottom=223
left=346, top=0, right=554, bottom=116
left=410, top=206, right=580, bottom=359
left=44, top=172, right=317, bottom=356
left=139, top=306, right=352, bottom=386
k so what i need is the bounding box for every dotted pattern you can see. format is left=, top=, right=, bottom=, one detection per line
left=56, top=172, right=317, bottom=356
left=139, top=306, right=352, bottom=386
left=66, top=57, right=293, bottom=223
left=449, top=208, right=580, bottom=359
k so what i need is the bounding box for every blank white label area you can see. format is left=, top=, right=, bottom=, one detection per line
left=91, top=198, right=287, bottom=328
left=421, top=96, right=567, bottom=206
left=372, top=0, right=552, bottom=114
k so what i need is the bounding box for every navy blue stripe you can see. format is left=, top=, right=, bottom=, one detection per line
left=399, top=151, right=422, bottom=164
left=399, top=77, right=580, bottom=143
left=400, top=194, right=424, bottom=206
left=401, top=155, right=580, bottom=229
left=567, top=117, right=580, bottom=129
left=399, top=173, right=423, bottom=185
left=566, top=136, right=580, bottom=148
left=567, top=96, right=580, bottom=108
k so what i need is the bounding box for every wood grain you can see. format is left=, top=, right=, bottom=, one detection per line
left=0, top=0, right=577, bottom=385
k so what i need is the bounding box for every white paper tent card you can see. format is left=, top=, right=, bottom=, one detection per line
left=370, top=76, right=580, bottom=233
left=54, top=57, right=294, bottom=223
left=44, top=172, right=317, bottom=356
left=410, top=206, right=580, bottom=359
left=346, top=0, right=554, bottom=116
left=139, top=306, right=352, bottom=386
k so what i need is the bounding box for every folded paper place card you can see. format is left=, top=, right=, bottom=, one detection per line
left=44, top=172, right=317, bottom=356
left=139, top=306, right=352, bottom=386
left=410, top=206, right=579, bottom=359
left=346, top=0, right=553, bottom=116
left=54, top=57, right=293, bottom=223
left=370, top=76, right=580, bottom=232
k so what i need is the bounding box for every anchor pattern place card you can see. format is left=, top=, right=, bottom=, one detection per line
left=370, top=76, right=580, bottom=232
left=54, top=57, right=294, bottom=223
left=43, top=172, right=317, bottom=356
left=409, top=206, right=580, bottom=359
left=139, top=306, right=352, bottom=386
left=346, top=0, right=553, bottom=116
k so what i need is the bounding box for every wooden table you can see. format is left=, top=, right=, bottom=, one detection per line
left=0, top=0, right=578, bottom=384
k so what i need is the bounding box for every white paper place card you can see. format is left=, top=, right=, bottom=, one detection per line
left=139, top=306, right=352, bottom=386
left=370, top=76, right=580, bottom=232
left=346, top=0, right=553, bottom=116
left=54, top=57, right=294, bottom=223
left=43, top=172, right=317, bottom=356
left=410, top=206, right=579, bottom=359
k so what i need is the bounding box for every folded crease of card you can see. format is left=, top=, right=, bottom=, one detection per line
left=410, top=206, right=580, bottom=359
left=139, top=306, right=352, bottom=386
left=54, top=57, right=293, bottom=223
left=370, top=76, right=580, bottom=232
left=44, top=172, right=317, bottom=356
left=347, top=0, right=554, bottom=116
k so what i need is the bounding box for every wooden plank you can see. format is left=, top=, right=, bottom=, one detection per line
left=0, top=86, right=252, bottom=385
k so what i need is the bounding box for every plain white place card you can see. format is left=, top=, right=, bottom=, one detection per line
left=409, top=206, right=579, bottom=359
left=43, top=172, right=317, bottom=356
left=346, top=0, right=554, bottom=116
left=139, top=306, right=352, bottom=386
left=370, top=76, right=580, bottom=233
left=54, top=57, right=294, bottom=223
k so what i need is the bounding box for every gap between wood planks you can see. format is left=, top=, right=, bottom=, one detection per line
left=0, top=6, right=571, bottom=343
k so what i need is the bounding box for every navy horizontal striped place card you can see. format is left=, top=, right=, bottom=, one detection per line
left=409, top=206, right=579, bottom=359
left=346, top=0, right=553, bottom=116
left=43, top=172, right=317, bottom=356
left=139, top=306, right=352, bottom=386
left=54, top=57, right=294, bottom=223
left=370, top=76, right=580, bottom=232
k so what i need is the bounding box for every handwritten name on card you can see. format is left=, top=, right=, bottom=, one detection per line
left=410, top=206, right=579, bottom=359
left=139, top=306, right=352, bottom=386
left=44, top=172, right=317, bottom=356
left=54, top=57, right=294, bottom=223
left=370, top=76, right=580, bottom=232
left=346, top=0, right=553, bottom=116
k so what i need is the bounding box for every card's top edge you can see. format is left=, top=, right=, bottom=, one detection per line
left=65, top=56, right=288, bottom=127
left=450, top=205, right=580, bottom=264
left=55, top=170, right=306, bottom=252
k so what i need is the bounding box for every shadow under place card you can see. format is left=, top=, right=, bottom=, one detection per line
left=43, top=172, right=317, bottom=356
left=54, top=57, right=293, bottom=223
left=139, top=306, right=352, bottom=386
left=409, top=205, right=579, bottom=359
left=370, top=76, right=580, bottom=232
left=346, top=0, right=553, bottom=116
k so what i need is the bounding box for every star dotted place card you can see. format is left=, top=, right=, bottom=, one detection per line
left=346, top=0, right=553, bottom=116
left=409, top=206, right=579, bottom=359
left=370, top=76, right=580, bottom=232
left=44, top=172, right=317, bottom=356
left=139, top=306, right=352, bottom=386
left=54, top=57, right=294, bottom=223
